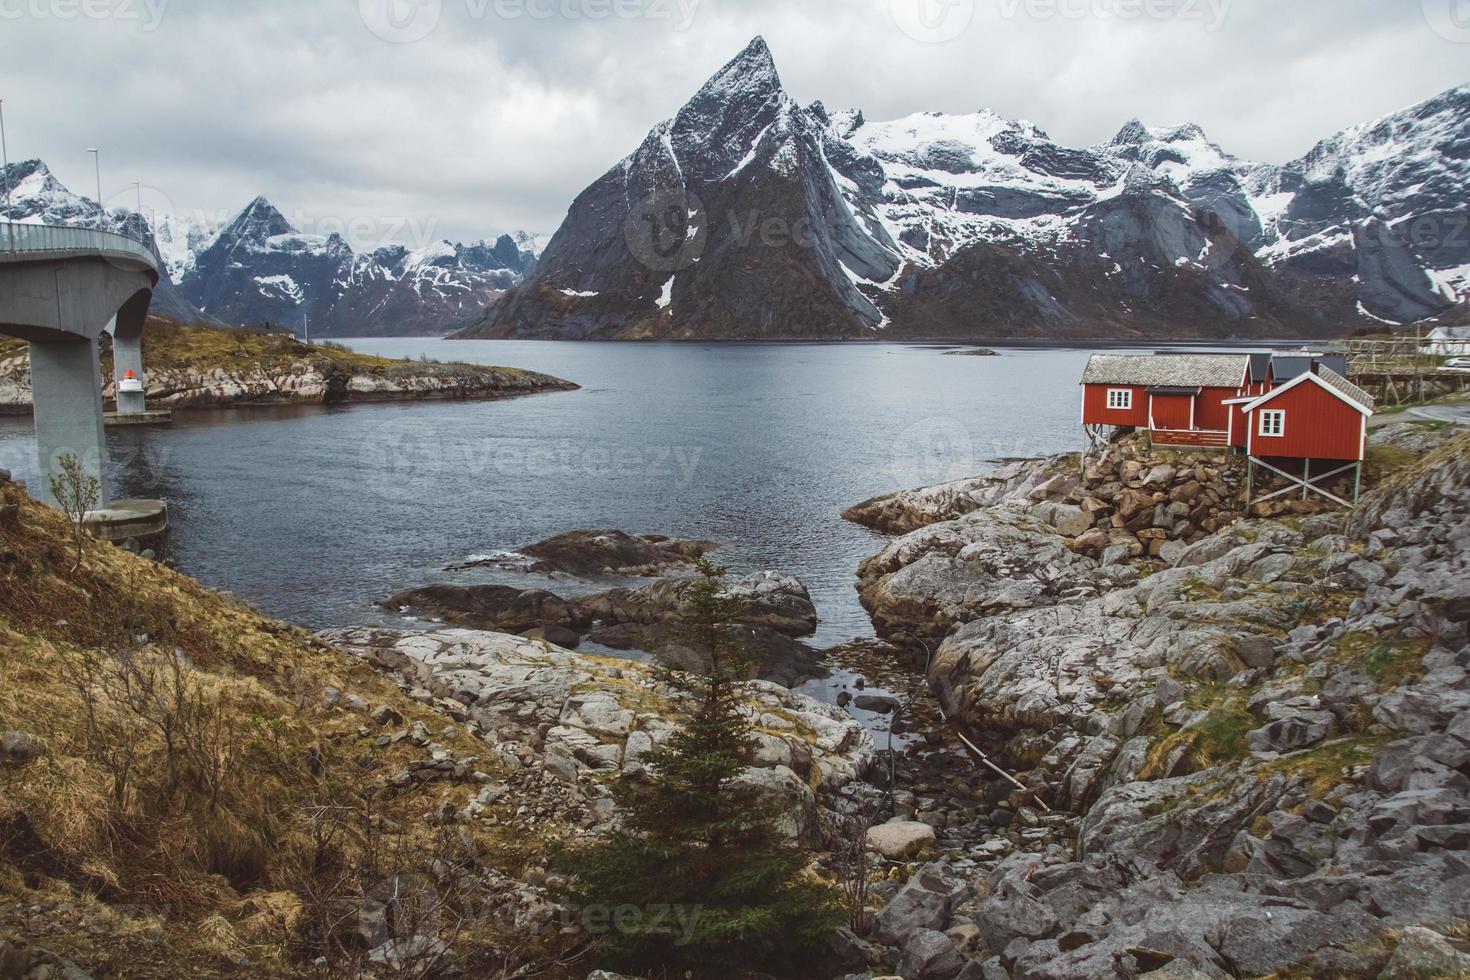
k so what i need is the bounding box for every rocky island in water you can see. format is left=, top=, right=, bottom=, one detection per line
left=0, top=317, right=576, bottom=415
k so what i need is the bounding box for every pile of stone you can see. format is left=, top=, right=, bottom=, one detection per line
left=1066, top=440, right=1252, bottom=562
left=320, top=626, right=874, bottom=847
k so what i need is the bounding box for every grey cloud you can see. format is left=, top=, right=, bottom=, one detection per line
left=3, top=0, right=1464, bottom=247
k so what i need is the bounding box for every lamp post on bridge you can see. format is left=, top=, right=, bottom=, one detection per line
left=87, top=148, right=102, bottom=229
left=1, top=99, right=13, bottom=251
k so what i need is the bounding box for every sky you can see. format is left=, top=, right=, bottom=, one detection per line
left=4, top=0, right=1467, bottom=250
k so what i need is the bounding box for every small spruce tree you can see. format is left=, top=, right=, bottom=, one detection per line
left=48, top=452, right=99, bottom=572
left=561, top=557, right=840, bottom=978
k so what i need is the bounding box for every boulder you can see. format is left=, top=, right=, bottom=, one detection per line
left=379, top=584, right=590, bottom=634
left=0, top=731, right=43, bottom=765
left=576, top=570, right=817, bottom=636
left=866, top=820, right=936, bottom=860
left=514, top=528, right=715, bottom=576
left=586, top=621, right=826, bottom=688
left=1245, top=710, right=1334, bottom=755
left=898, top=929, right=965, bottom=980
left=521, top=625, right=582, bottom=648
left=872, top=863, right=970, bottom=945
left=1382, top=926, right=1470, bottom=979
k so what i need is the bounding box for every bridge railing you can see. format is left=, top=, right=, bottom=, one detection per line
left=0, top=221, right=158, bottom=273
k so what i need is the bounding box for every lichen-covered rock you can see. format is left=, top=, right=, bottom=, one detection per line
left=319, top=626, right=873, bottom=842
left=842, top=458, right=1063, bottom=534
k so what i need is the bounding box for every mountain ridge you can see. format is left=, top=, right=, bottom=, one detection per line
left=0, top=161, right=544, bottom=337
left=458, top=40, right=1469, bottom=341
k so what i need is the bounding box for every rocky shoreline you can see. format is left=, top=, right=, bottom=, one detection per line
left=828, top=421, right=1470, bottom=979
left=0, top=326, right=577, bottom=415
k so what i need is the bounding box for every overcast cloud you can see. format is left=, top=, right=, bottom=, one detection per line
left=3, top=0, right=1466, bottom=250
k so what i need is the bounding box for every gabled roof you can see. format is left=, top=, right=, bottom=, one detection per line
left=1239, top=365, right=1375, bottom=416
left=1247, top=352, right=1273, bottom=383
left=1081, top=353, right=1249, bottom=388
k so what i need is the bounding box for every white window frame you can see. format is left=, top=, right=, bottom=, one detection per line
left=1106, top=388, right=1132, bottom=410
left=1258, top=409, right=1285, bottom=437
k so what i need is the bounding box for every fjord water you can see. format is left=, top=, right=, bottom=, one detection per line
left=0, top=342, right=1094, bottom=643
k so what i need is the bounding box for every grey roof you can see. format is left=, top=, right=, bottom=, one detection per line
left=1428, top=326, right=1470, bottom=339
left=1314, top=364, right=1375, bottom=411
left=1272, top=355, right=1312, bottom=381
left=1247, top=352, right=1273, bottom=383
left=1081, top=353, right=1248, bottom=388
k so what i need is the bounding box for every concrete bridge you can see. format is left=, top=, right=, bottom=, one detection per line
left=0, top=223, right=160, bottom=514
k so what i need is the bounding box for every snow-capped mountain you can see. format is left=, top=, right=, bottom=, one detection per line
left=461, top=38, right=1468, bottom=340
left=1, top=162, right=541, bottom=336
left=0, top=159, right=206, bottom=323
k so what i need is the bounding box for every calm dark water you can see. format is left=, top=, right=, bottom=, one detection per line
left=0, top=341, right=1097, bottom=646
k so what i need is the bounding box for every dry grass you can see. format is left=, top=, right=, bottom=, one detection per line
left=0, top=482, right=579, bottom=976
left=125, top=316, right=548, bottom=381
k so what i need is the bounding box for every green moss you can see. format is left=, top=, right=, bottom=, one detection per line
left=1258, top=735, right=1391, bottom=797
left=1142, top=684, right=1256, bottom=778
left=1330, top=630, right=1432, bottom=690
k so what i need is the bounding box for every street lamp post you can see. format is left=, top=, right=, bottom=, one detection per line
left=87, top=148, right=102, bottom=228
left=1, top=99, right=13, bottom=250
left=133, top=180, right=143, bottom=243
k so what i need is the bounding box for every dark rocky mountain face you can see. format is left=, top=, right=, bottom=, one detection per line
left=476, top=38, right=898, bottom=340
left=1, top=162, right=540, bottom=336
left=461, top=42, right=1469, bottom=341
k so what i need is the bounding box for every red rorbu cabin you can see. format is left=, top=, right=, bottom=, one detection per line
left=1080, top=350, right=1375, bottom=505
left=1080, top=352, right=1265, bottom=449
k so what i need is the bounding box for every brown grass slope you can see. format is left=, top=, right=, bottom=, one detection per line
left=0, top=483, right=578, bottom=978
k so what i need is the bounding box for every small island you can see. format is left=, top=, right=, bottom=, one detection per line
left=0, top=318, right=577, bottom=415
left=942, top=347, right=999, bottom=356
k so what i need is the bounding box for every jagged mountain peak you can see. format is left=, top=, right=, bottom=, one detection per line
left=667, top=36, right=790, bottom=177
left=707, top=35, right=779, bottom=94
left=222, top=195, right=295, bottom=242
left=1111, top=119, right=1211, bottom=147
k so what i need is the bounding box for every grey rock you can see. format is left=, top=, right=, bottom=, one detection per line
left=1245, top=710, right=1334, bottom=755
left=1382, top=925, right=1470, bottom=979
left=899, top=929, right=965, bottom=980
left=872, top=863, right=970, bottom=945
left=0, top=731, right=44, bottom=765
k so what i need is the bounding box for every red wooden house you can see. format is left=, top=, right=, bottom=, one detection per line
left=1080, top=352, right=1266, bottom=449
left=1080, top=350, right=1375, bottom=504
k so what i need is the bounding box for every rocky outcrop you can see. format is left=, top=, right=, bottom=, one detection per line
left=856, top=506, right=1123, bottom=643
left=842, top=457, right=1063, bottom=535
left=319, top=627, right=873, bottom=846
left=0, top=333, right=577, bottom=415
left=451, top=529, right=717, bottom=577
left=380, top=584, right=592, bottom=635
left=575, top=570, right=817, bottom=636
left=383, top=569, right=822, bottom=687
left=845, top=425, right=1470, bottom=978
